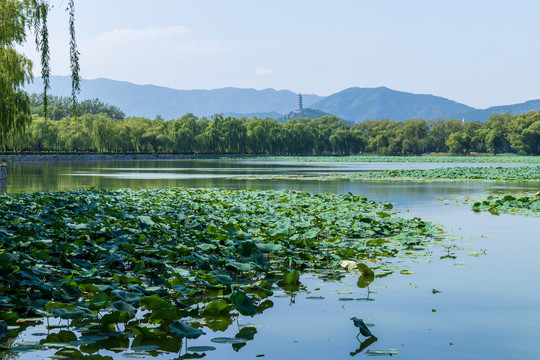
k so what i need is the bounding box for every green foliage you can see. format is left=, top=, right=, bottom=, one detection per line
left=0, top=0, right=33, bottom=140
left=258, top=155, right=540, bottom=164
left=359, top=166, right=540, bottom=182
left=29, top=94, right=126, bottom=120
left=356, top=263, right=375, bottom=288
left=0, top=187, right=444, bottom=335
left=1, top=0, right=80, bottom=139
left=1, top=109, right=540, bottom=155
left=471, top=192, right=540, bottom=216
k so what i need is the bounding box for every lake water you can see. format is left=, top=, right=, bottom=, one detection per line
left=2, top=159, right=539, bottom=359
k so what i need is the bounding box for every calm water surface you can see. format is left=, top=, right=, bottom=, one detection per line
left=2, top=159, right=539, bottom=359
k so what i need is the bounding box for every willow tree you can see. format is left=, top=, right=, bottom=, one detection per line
left=0, top=0, right=79, bottom=140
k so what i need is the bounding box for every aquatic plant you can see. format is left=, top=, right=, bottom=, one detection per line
left=471, top=192, right=540, bottom=216
left=0, top=187, right=444, bottom=356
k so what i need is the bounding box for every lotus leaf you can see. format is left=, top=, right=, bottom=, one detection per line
left=169, top=321, right=205, bottom=339
left=231, top=289, right=257, bottom=316
left=351, top=317, right=376, bottom=338
left=355, top=263, right=375, bottom=288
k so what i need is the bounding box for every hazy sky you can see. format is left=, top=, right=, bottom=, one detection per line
left=20, top=0, right=540, bottom=108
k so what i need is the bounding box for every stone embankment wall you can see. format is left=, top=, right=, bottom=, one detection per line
left=2, top=154, right=238, bottom=162
left=0, top=163, right=6, bottom=180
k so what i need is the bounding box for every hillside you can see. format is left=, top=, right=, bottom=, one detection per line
left=223, top=111, right=283, bottom=119
left=278, top=108, right=349, bottom=123
left=458, top=100, right=540, bottom=122
left=309, top=87, right=475, bottom=122
left=25, top=77, right=540, bottom=122
left=25, top=76, right=323, bottom=119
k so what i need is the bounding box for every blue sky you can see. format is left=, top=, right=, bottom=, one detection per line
left=20, top=0, right=540, bottom=108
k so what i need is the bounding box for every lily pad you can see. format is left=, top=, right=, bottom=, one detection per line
left=187, top=346, right=216, bottom=352
left=169, top=321, right=205, bottom=339
left=366, top=349, right=399, bottom=356
left=210, top=337, right=247, bottom=344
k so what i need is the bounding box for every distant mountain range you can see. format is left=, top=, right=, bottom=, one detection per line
left=25, top=76, right=540, bottom=122
left=25, top=76, right=323, bottom=119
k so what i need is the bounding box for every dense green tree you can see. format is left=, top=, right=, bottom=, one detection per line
left=29, top=94, right=126, bottom=120
left=0, top=0, right=33, bottom=140
left=1, top=110, right=539, bottom=156
left=508, top=111, right=540, bottom=155
left=481, top=113, right=511, bottom=155
left=1, top=0, right=80, bottom=141
left=446, top=132, right=471, bottom=154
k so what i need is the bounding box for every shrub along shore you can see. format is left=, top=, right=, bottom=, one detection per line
left=1, top=105, right=539, bottom=156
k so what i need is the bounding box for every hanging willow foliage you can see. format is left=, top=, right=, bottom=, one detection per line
left=0, top=0, right=33, bottom=140
left=68, top=0, right=79, bottom=117
left=0, top=0, right=79, bottom=139
left=27, top=0, right=51, bottom=118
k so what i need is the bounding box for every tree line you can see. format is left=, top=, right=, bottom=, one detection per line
left=1, top=99, right=539, bottom=155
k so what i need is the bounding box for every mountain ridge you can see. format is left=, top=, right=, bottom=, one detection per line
left=24, top=76, right=540, bottom=122
left=25, top=76, right=323, bottom=119
left=309, top=86, right=476, bottom=122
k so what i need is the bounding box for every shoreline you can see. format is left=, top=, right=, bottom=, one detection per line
left=0, top=154, right=247, bottom=162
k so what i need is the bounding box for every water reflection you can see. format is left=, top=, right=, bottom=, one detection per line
left=350, top=335, right=378, bottom=356
left=3, top=159, right=538, bottom=195
left=2, top=159, right=540, bottom=359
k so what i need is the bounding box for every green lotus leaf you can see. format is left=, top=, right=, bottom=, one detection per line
left=101, top=310, right=132, bottom=326
left=149, top=307, right=182, bottom=323
left=228, top=261, right=254, bottom=272
left=131, top=325, right=160, bottom=339
left=169, top=321, right=205, bottom=339
left=235, top=326, right=257, bottom=341
left=303, top=227, right=320, bottom=239
left=366, top=350, right=398, bottom=356
left=231, top=289, right=257, bottom=316
left=202, top=300, right=232, bottom=316
left=50, top=306, right=96, bottom=320
left=357, top=263, right=375, bottom=288
left=210, top=337, right=247, bottom=344
left=187, top=346, right=216, bottom=352
left=0, top=312, right=19, bottom=324
left=131, top=345, right=159, bottom=351
left=141, top=294, right=173, bottom=310
left=351, top=317, right=376, bottom=338
left=278, top=270, right=300, bottom=287
left=205, top=316, right=234, bottom=332
left=111, top=290, right=142, bottom=305
left=109, top=301, right=136, bottom=315
left=41, top=330, right=77, bottom=344
left=256, top=242, right=282, bottom=253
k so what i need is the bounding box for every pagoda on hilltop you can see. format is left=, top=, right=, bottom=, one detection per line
left=297, top=93, right=303, bottom=111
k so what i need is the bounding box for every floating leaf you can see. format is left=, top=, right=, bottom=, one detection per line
left=187, top=346, right=216, bottom=352
left=210, top=337, right=247, bottom=344
left=400, top=270, right=415, bottom=275
left=366, top=349, right=398, bottom=356
left=131, top=345, right=159, bottom=351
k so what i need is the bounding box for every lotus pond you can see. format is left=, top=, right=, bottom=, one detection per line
left=1, top=158, right=540, bottom=360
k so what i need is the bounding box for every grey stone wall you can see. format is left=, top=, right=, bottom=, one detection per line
left=2, top=154, right=233, bottom=162
left=0, top=164, right=6, bottom=180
